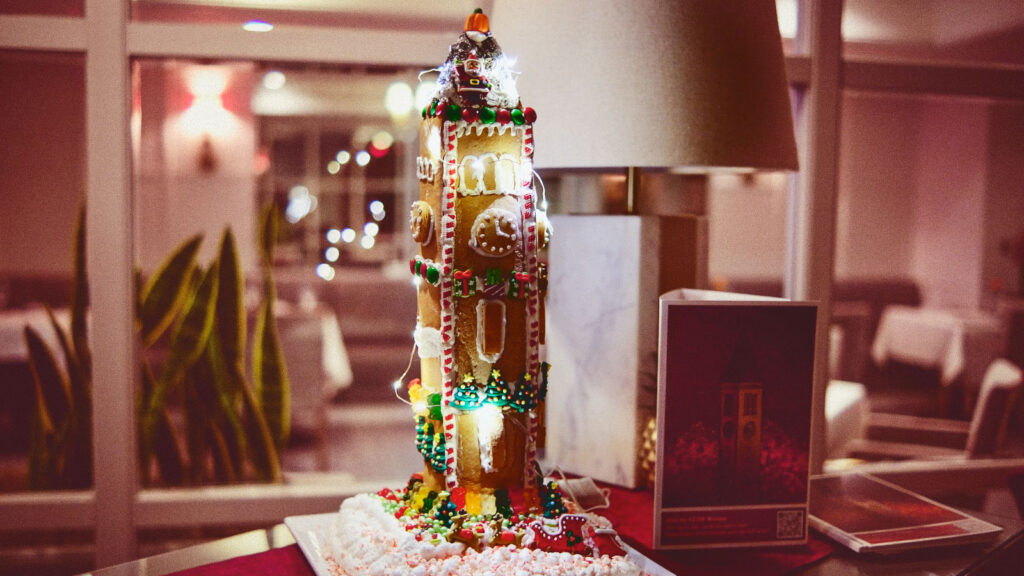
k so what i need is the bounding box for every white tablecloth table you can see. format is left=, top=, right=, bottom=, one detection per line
left=825, top=379, right=868, bottom=459
left=0, top=306, right=70, bottom=364
left=871, top=305, right=1006, bottom=390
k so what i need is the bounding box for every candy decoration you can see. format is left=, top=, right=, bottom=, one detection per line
left=464, top=8, right=490, bottom=36
left=479, top=107, right=496, bottom=124
left=509, top=271, right=533, bottom=299
left=496, top=108, right=511, bottom=124
left=453, top=269, right=477, bottom=297
left=485, top=268, right=504, bottom=286
left=510, top=108, right=525, bottom=125
left=445, top=103, right=462, bottom=122
left=525, top=514, right=591, bottom=554
left=461, top=107, right=479, bottom=123
left=524, top=107, right=537, bottom=123
left=428, top=393, right=443, bottom=420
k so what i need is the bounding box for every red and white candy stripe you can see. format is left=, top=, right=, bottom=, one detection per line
left=439, top=121, right=460, bottom=490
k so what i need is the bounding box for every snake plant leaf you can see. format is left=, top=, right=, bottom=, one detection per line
left=258, top=204, right=278, bottom=268
left=166, top=262, right=220, bottom=372
left=46, top=308, right=89, bottom=409
left=215, top=229, right=245, bottom=375
left=71, top=203, right=91, bottom=378
left=28, top=391, right=56, bottom=490
left=239, top=379, right=282, bottom=483
left=143, top=263, right=219, bottom=457
left=47, top=308, right=93, bottom=489
left=183, top=370, right=207, bottom=484
left=138, top=365, right=185, bottom=486
left=207, top=417, right=238, bottom=484
left=23, top=326, right=72, bottom=431
left=154, top=406, right=186, bottom=486
left=252, top=295, right=290, bottom=453
left=139, top=234, right=203, bottom=347
left=203, top=333, right=247, bottom=475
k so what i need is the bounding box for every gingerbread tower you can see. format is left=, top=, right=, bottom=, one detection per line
left=407, top=9, right=549, bottom=498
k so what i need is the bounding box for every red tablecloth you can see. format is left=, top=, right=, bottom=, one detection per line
left=171, top=484, right=833, bottom=576
left=598, top=484, right=834, bottom=576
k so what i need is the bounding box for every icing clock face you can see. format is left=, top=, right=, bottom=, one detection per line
left=470, top=207, right=519, bottom=257
left=410, top=200, right=433, bottom=245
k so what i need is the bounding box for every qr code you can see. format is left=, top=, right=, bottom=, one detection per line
left=777, top=509, right=805, bottom=539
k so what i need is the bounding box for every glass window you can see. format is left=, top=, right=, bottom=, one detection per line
left=0, top=50, right=87, bottom=495
left=133, top=57, right=428, bottom=488
left=0, top=48, right=96, bottom=570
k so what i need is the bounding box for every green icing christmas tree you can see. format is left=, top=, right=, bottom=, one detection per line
left=434, top=493, right=459, bottom=527
left=416, top=417, right=435, bottom=461
left=483, top=369, right=511, bottom=407
left=451, top=374, right=484, bottom=411
left=494, top=489, right=514, bottom=518
left=430, top=432, right=446, bottom=472
left=510, top=373, right=539, bottom=413
left=538, top=362, right=550, bottom=401
left=542, top=480, right=567, bottom=519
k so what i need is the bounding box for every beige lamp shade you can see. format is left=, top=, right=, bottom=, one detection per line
left=491, top=0, right=798, bottom=171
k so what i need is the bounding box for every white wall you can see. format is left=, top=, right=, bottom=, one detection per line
left=710, top=90, right=1015, bottom=311
left=0, top=53, right=84, bottom=276
left=706, top=172, right=789, bottom=284
left=910, top=97, right=989, bottom=308
left=135, top=61, right=258, bottom=273
left=835, top=92, right=922, bottom=280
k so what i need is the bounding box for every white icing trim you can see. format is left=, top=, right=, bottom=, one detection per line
left=456, top=153, right=522, bottom=196
left=414, top=323, right=443, bottom=359
left=416, top=156, right=439, bottom=183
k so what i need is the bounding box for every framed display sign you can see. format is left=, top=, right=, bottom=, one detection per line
left=654, top=289, right=817, bottom=549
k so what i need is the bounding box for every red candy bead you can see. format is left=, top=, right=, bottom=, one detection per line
left=524, top=107, right=537, bottom=123
left=435, top=102, right=447, bottom=118
left=462, top=107, right=479, bottom=122
left=496, top=108, right=511, bottom=124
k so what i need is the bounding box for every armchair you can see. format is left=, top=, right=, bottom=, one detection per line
left=843, top=358, right=1023, bottom=462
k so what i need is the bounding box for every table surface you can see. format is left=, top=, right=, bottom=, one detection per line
left=80, top=502, right=1024, bottom=576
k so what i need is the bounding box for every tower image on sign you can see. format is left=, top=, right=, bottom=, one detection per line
left=407, top=8, right=550, bottom=499
left=718, top=335, right=763, bottom=502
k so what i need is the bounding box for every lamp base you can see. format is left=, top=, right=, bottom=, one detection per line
left=543, top=214, right=706, bottom=487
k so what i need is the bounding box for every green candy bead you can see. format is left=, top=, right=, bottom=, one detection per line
left=428, top=393, right=443, bottom=420
left=479, top=107, right=496, bottom=124
left=510, top=108, right=525, bottom=125
left=445, top=104, right=462, bottom=122
left=426, top=265, right=440, bottom=285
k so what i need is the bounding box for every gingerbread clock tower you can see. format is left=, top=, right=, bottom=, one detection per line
left=406, top=9, right=550, bottom=499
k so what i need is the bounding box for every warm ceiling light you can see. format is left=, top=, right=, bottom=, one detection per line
left=243, top=20, right=274, bottom=32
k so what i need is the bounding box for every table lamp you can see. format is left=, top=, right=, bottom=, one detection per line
left=492, top=0, right=798, bottom=487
